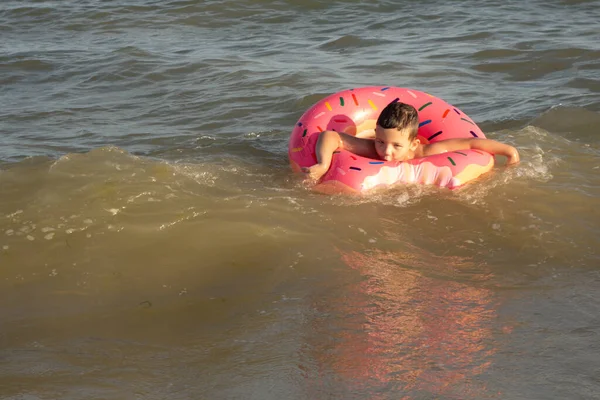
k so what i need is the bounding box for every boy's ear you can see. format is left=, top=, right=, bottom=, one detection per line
left=410, top=137, right=420, bottom=151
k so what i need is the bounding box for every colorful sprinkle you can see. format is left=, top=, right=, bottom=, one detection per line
left=325, top=102, right=332, bottom=111
left=297, top=122, right=303, bottom=127
left=334, top=118, right=347, bottom=123
left=408, top=91, right=417, bottom=98
left=349, top=166, right=362, bottom=171
left=461, top=118, right=475, bottom=125
left=454, top=151, right=468, bottom=156
left=336, top=167, right=346, bottom=175
left=317, top=125, right=323, bottom=132
left=454, top=108, right=461, bottom=115
left=350, top=155, right=357, bottom=160
left=368, top=99, right=377, bottom=110
left=471, top=149, right=485, bottom=155
left=369, top=161, right=384, bottom=164
left=391, top=97, right=400, bottom=103
left=339, top=97, right=345, bottom=106
left=314, top=112, right=325, bottom=119
left=381, top=87, right=390, bottom=91
left=418, top=102, right=432, bottom=111
left=470, top=130, right=479, bottom=137
left=442, top=109, right=450, bottom=118
left=372, top=91, right=386, bottom=97
left=292, top=147, right=303, bottom=153
left=427, top=131, right=443, bottom=140
left=302, top=129, right=307, bottom=137
left=419, top=119, right=432, bottom=127
left=447, top=157, right=456, bottom=166
left=352, top=93, right=359, bottom=106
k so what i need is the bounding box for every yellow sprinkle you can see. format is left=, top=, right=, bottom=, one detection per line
left=292, top=147, right=303, bottom=152
left=325, top=102, right=332, bottom=111
left=368, top=100, right=377, bottom=110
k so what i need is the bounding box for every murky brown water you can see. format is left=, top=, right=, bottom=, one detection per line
left=1, top=0, right=600, bottom=398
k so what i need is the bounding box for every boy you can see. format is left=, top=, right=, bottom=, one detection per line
left=302, top=102, right=520, bottom=181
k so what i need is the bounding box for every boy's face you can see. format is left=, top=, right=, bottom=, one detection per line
left=374, top=125, right=419, bottom=161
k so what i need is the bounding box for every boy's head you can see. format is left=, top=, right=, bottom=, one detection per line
left=374, top=102, right=420, bottom=161
left=376, top=101, right=419, bottom=139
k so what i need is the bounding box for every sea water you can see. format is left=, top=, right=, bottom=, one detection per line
left=1, top=1, right=599, bottom=398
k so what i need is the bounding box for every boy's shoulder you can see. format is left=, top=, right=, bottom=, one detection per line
left=420, top=140, right=453, bottom=156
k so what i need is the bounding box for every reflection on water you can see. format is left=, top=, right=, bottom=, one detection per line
left=302, top=242, right=501, bottom=399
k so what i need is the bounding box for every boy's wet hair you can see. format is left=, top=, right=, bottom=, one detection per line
left=376, top=102, right=419, bottom=140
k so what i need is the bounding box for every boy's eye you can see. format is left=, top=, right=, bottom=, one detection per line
left=394, top=144, right=402, bottom=148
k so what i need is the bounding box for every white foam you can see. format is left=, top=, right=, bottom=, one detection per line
left=6, top=210, right=23, bottom=218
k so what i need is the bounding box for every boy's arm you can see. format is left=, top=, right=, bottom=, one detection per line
left=423, top=138, right=520, bottom=165
left=302, top=130, right=378, bottom=181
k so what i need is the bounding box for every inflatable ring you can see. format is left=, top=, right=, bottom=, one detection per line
left=289, top=86, right=495, bottom=194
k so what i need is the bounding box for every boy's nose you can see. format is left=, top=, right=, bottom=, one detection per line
left=382, top=146, right=393, bottom=160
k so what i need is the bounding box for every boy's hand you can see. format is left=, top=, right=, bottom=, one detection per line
left=302, top=163, right=329, bottom=182
left=506, top=146, right=520, bottom=165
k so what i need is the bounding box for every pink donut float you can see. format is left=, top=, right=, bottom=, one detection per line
left=289, top=86, right=495, bottom=194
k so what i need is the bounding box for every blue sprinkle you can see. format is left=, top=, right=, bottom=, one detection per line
left=369, top=161, right=384, bottom=164
left=419, top=119, right=432, bottom=127
left=381, top=87, right=390, bottom=91
left=391, top=97, right=400, bottom=103
left=297, top=122, right=302, bottom=127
